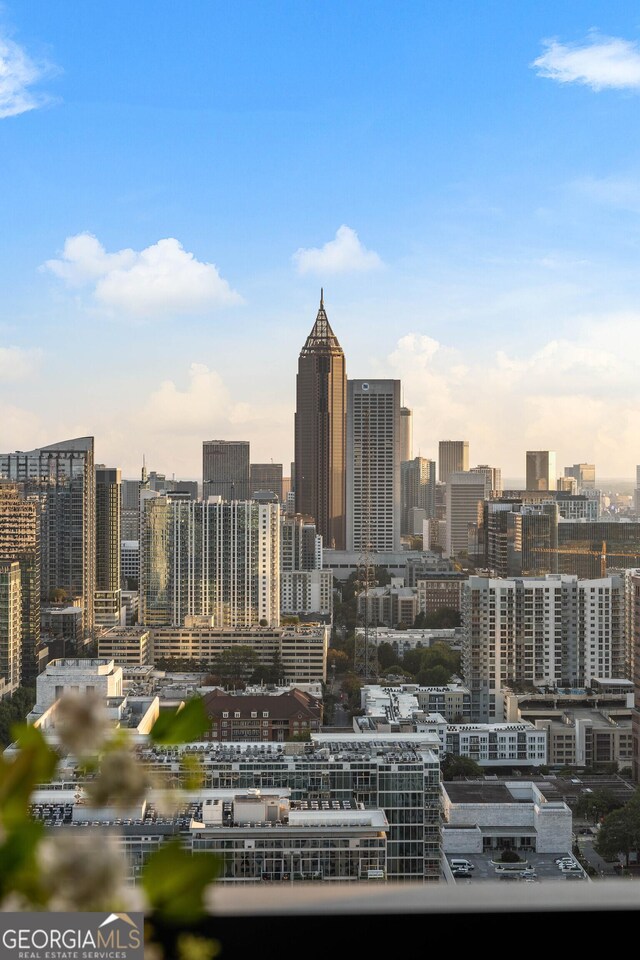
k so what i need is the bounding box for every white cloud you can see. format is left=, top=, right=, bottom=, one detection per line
left=0, top=345, right=41, bottom=381
left=293, top=225, right=383, bottom=275
left=386, top=314, right=640, bottom=477
left=0, top=34, right=54, bottom=119
left=533, top=34, right=640, bottom=90
left=44, top=234, right=242, bottom=317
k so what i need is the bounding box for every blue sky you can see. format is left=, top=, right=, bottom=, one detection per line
left=2, top=1, right=640, bottom=479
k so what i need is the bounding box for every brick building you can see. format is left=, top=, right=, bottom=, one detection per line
left=202, top=688, right=323, bottom=742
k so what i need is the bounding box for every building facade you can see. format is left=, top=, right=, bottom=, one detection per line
left=463, top=574, right=626, bottom=721
left=401, top=457, right=436, bottom=536
left=438, top=441, right=469, bottom=486
left=294, top=293, right=347, bottom=550
left=0, top=561, right=22, bottom=695
left=203, top=441, right=250, bottom=501
left=346, top=379, right=401, bottom=552
left=445, top=471, right=489, bottom=558
left=140, top=497, right=280, bottom=629
left=250, top=463, right=283, bottom=501
left=202, top=688, right=323, bottom=742
left=0, top=437, right=95, bottom=640
left=95, top=465, right=121, bottom=628
left=526, top=451, right=556, bottom=492
left=0, top=483, right=40, bottom=682
left=150, top=623, right=328, bottom=683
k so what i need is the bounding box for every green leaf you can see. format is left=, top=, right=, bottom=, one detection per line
left=0, top=724, right=58, bottom=827
left=141, top=840, right=221, bottom=923
left=0, top=820, right=47, bottom=903
left=149, top=698, right=209, bottom=745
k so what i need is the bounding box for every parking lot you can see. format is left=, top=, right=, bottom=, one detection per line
left=448, top=852, right=589, bottom=884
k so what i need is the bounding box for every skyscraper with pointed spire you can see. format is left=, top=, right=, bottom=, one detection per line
left=294, top=291, right=346, bottom=550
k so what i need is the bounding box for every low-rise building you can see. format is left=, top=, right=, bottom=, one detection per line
left=505, top=682, right=634, bottom=769
left=416, top=575, right=465, bottom=615
left=441, top=780, right=572, bottom=855
left=356, top=581, right=418, bottom=627
left=29, top=788, right=389, bottom=885
left=358, top=685, right=546, bottom=765
left=98, top=627, right=150, bottom=665
left=202, top=688, right=323, bottom=742
left=150, top=622, right=328, bottom=682
left=358, top=626, right=462, bottom=659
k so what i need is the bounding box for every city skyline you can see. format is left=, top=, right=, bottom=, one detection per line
left=4, top=3, right=640, bottom=477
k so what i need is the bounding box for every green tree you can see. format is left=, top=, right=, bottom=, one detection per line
left=207, top=646, right=261, bottom=688
left=377, top=642, right=399, bottom=670
left=575, top=789, right=623, bottom=824
left=417, top=664, right=452, bottom=686
left=441, top=754, right=483, bottom=780
left=327, top=648, right=350, bottom=674
left=595, top=801, right=640, bottom=867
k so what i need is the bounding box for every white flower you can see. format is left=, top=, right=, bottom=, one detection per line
left=55, top=692, right=110, bottom=756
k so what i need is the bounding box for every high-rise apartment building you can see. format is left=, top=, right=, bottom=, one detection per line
left=0, top=561, right=22, bottom=695
left=0, top=484, right=40, bottom=682
left=95, top=466, right=121, bottom=628
left=250, top=463, right=283, bottom=500
left=294, top=293, right=347, bottom=550
left=202, top=441, right=250, bottom=501
left=140, top=497, right=280, bottom=629
left=400, top=407, right=413, bottom=463
left=564, top=463, right=596, bottom=491
left=463, top=574, right=625, bottom=721
left=347, top=379, right=401, bottom=552
left=0, top=438, right=95, bottom=640
left=401, top=457, right=436, bottom=535
left=280, top=514, right=331, bottom=620
left=438, top=440, right=469, bottom=485
left=526, top=451, right=556, bottom=491
left=445, top=471, right=490, bottom=558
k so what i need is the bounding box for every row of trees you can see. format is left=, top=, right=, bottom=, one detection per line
left=155, top=647, right=286, bottom=688
left=595, top=789, right=640, bottom=867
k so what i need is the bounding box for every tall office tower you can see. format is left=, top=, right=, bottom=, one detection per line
left=463, top=574, right=625, bottom=721
left=445, top=471, right=490, bottom=558
left=0, top=561, right=21, bottom=694
left=0, top=484, right=40, bottom=683
left=140, top=497, right=280, bottom=628
left=281, top=515, right=322, bottom=572
left=401, top=457, right=436, bottom=535
left=347, top=379, right=402, bottom=552
left=635, top=466, right=640, bottom=516
left=564, top=463, right=596, bottom=491
left=526, top=451, right=557, bottom=491
left=471, top=464, right=502, bottom=496
left=400, top=407, right=413, bottom=463
left=557, top=476, right=577, bottom=494
left=0, top=438, right=95, bottom=640
left=202, top=440, right=250, bottom=501
left=294, top=292, right=347, bottom=550
left=250, top=463, right=283, bottom=500
left=95, top=466, right=121, bottom=628
left=438, top=440, right=469, bottom=485
left=121, top=478, right=141, bottom=540
left=483, top=501, right=558, bottom=577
